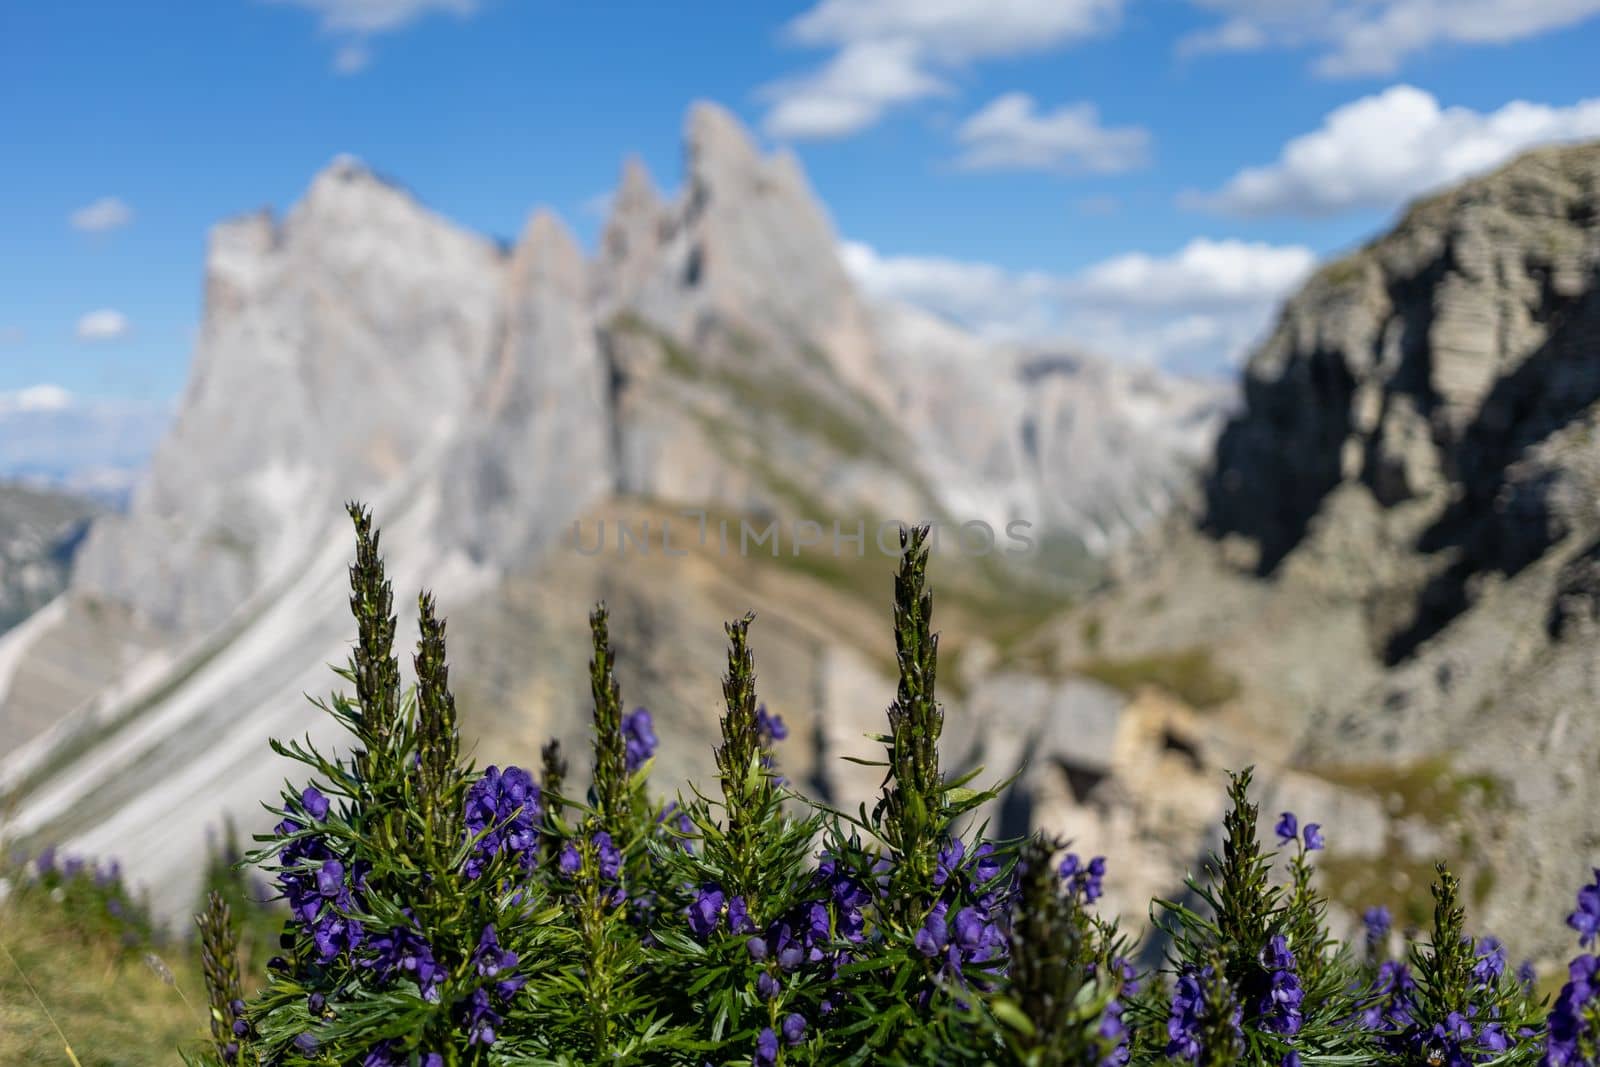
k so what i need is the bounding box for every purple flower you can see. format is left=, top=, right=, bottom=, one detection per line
left=1275, top=812, right=1299, bottom=843
left=914, top=901, right=950, bottom=958
left=622, top=708, right=658, bottom=772
left=727, top=895, right=754, bottom=934
left=594, top=831, right=622, bottom=881
left=755, top=704, right=788, bottom=744
left=1302, top=823, right=1324, bottom=851
left=301, top=786, right=330, bottom=821
left=1473, top=936, right=1506, bottom=986
left=934, top=840, right=965, bottom=887
left=688, top=885, right=726, bottom=938
left=754, top=1027, right=779, bottom=1067
left=293, top=1033, right=319, bottom=1054
left=362, top=1040, right=401, bottom=1067
left=558, top=842, right=580, bottom=876
left=1569, top=870, right=1600, bottom=949
left=1363, top=905, right=1392, bottom=948
left=459, top=986, right=500, bottom=1046
left=1546, top=953, right=1599, bottom=1065
left=757, top=972, right=780, bottom=1000
left=782, top=1012, right=807, bottom=1045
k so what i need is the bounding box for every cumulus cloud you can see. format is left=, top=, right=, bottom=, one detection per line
left=1179, top=0, right=1600, bottom=77
left=69, top=197, right=133, bottom=234
left=76, top=309, right=131, bottom=342
left=1191, top=86, right=1600, bottom=217
left=762, top=0, right=1123, bottom=139
left=954, top=93, right=1150, bottom=173
left=841, top=237, right=1314, bottom=369
left=0, top=384, right=74, bottom=415
left=763, top=40, right=950, bottom=139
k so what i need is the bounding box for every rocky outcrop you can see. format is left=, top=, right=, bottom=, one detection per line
left=0, top=484, right=99, bottom=634
left=1207, top=142, right=1600, bottom=602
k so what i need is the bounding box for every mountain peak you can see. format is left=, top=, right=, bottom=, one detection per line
left=685, top=100, right=762, bottom=180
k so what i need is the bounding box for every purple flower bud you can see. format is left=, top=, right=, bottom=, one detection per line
left=782, top=1012, right=807, bottom=1045
left=301, top=786, right=330, bottom=821
left=757, top=972, right=780, bottom=1000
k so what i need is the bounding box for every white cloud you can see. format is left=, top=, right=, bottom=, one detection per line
left=841, top=237, right=1314, bottom=369
left=69, top=197, right=133, bottom=233
left=332, top=42, right=371, bottom=74
left=76, top=309, right=131, bottom=342
left=763, top=0, right=1124, bottom=140
left=270, top=0, right=476, bottom=34
left=271, top=0, right=477, bottom=73
left=763, top=40, right=950, bottom=139
left=1192, top=86, right=1600, bottom=217
left=0, top=385, right=74, bottom=415
left=1180, top=0, right=1600, bottom=77
left=954, top=93, right=1151, bottom=173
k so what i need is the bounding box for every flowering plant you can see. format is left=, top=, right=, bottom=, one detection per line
left=182, top=506, right=1584, bottom=1066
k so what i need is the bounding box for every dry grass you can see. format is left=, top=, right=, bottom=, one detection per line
left=1075, top=646, right=1242, bottom=710
left=0, top=888, right=205, bottom=1066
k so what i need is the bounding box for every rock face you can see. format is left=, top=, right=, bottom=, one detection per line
left=1177, top=140, right=1600, bottom=960
left=1207, top=142, right=1600, bottom=598
left=0, top=103, right=1224, bottom=922
left=0, top=483, right=99, bottom=634
left=71, top=159, right=507, bottom=634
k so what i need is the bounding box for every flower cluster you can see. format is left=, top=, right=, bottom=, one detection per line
left=274, top=789, right=366, bottom=964
left=1058, top=851, right=1106, bottom=904
left=360, top=911, right=444, bottom=1000
left=622, top=707, right=657, bottom=773
left=1166, top=965, right=1242, bottom=1062
left=462, top=765, right=541, bottom=878
left=1548, top=871, right=1600, bottom=1066
left=1258, top=934, right=1304, bottom=1036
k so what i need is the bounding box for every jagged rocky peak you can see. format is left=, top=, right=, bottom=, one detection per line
left=436, top=206, right=612, bottom=568
left=513, top=208, right=588, bottom=297
left=69, top=156, right=506, bottom=634
left=608, top=101, right=887, bottom=408
left=594, top=157, right=666, bottom=314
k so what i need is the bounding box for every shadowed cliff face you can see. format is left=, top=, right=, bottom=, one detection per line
left=1205, top=142, right=1600, bottom=645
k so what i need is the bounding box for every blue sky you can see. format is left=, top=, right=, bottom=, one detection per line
left=1, top=0, right=1596, bottom=403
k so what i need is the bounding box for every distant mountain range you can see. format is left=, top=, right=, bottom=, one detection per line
left=0, top=386, right=170, bottom=503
